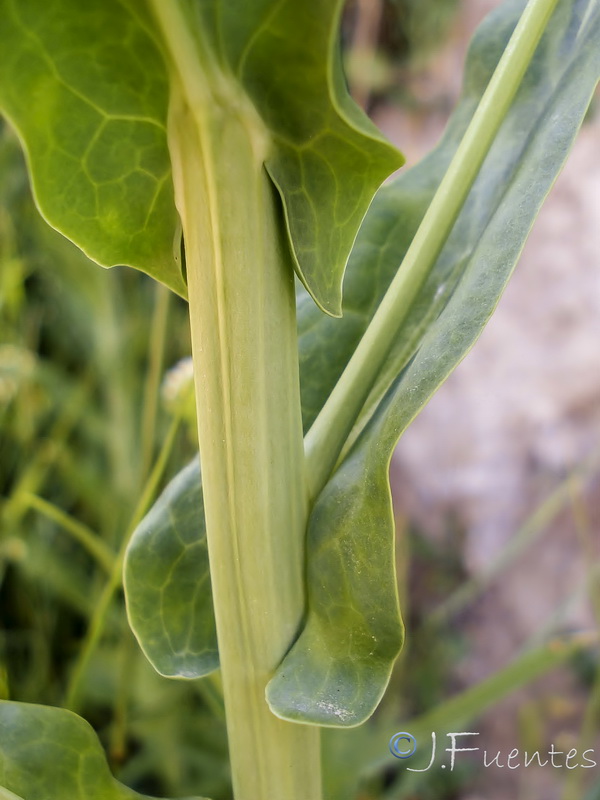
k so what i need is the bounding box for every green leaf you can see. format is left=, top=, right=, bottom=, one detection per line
left=0, top=701, right=208, bottom=800
left=0, top=0, right=401, bottom=313
left=266, top=451, right=404, bottom=727
left=267, top=0, right=600, bottom=726
left=227, top=0, right=405, bottom=314
left=0, top=0, right=185, bottom=296
left=297, top=181, right=423, bottom=433
left=152, top=0, right=404, bottom=315
left=124, top=458, right=217, bottom=679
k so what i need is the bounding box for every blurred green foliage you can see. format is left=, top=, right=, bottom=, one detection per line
left=382, top=0, right=461, bottom=64
left=343, top=0, right=461, bottom=105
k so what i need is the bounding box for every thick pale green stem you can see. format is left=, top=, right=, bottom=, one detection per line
left=151, top=4, right=321, bottom=798
left=305, top=0, right=560, bottom=500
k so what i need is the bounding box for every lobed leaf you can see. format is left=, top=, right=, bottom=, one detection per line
left=124, top=458, right=217, bottom=679
left=0, top=701, right=208, bottom=800
left=267, top=0, right=600, bottom=726
left=0, top=0, right=185, bottom=296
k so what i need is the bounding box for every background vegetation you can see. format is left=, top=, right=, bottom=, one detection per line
left=1, top=3, right=599, bottom=798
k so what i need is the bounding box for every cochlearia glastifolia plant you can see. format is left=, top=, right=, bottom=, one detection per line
left=0, top=0, right=598, bottom=798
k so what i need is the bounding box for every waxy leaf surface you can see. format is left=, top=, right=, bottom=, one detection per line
left=0, top=701, right=208, bottom=799
left=267, top=0, right=600, bottom=726
left=0, top=0, right=185, bottom=295
left=124, top=458, right=217, bottom=678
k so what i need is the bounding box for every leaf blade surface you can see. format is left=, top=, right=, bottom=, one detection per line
left=0, top=0, right=185, bottom=295
left=124, top=458, right=217, bottom=679
left=0, top=701, right=208, bottom=800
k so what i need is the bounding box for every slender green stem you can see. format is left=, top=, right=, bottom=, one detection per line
left=109, top=632, right=137, bottom=765
left=305, top=0, right=560, bottom=501
left=19, top=492, right=114, bottom=574
left=64, top=417, right=180, bottom=712
left=139, top=283, right=170, bottom=481
left=525, top=562, right=600, bottom=646
left=2, top=373, right=93, bottom=528
left=559, top=479, right=600, bottom=800
left=149, top=3, right=322, bottom=798
left=430, top=448, right=600, bottom=625
left=128, top=416, right=182, bottom=534
left=569, top=474, right=600, bottom=624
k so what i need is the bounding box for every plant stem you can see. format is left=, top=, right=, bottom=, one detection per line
left=150, top=4, right=322, bottom=797
left=139, top=283, right=170, bottom=481
left=305, top=0, right=560, bottom=501
left=560, top=477, right=600, bottom=800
